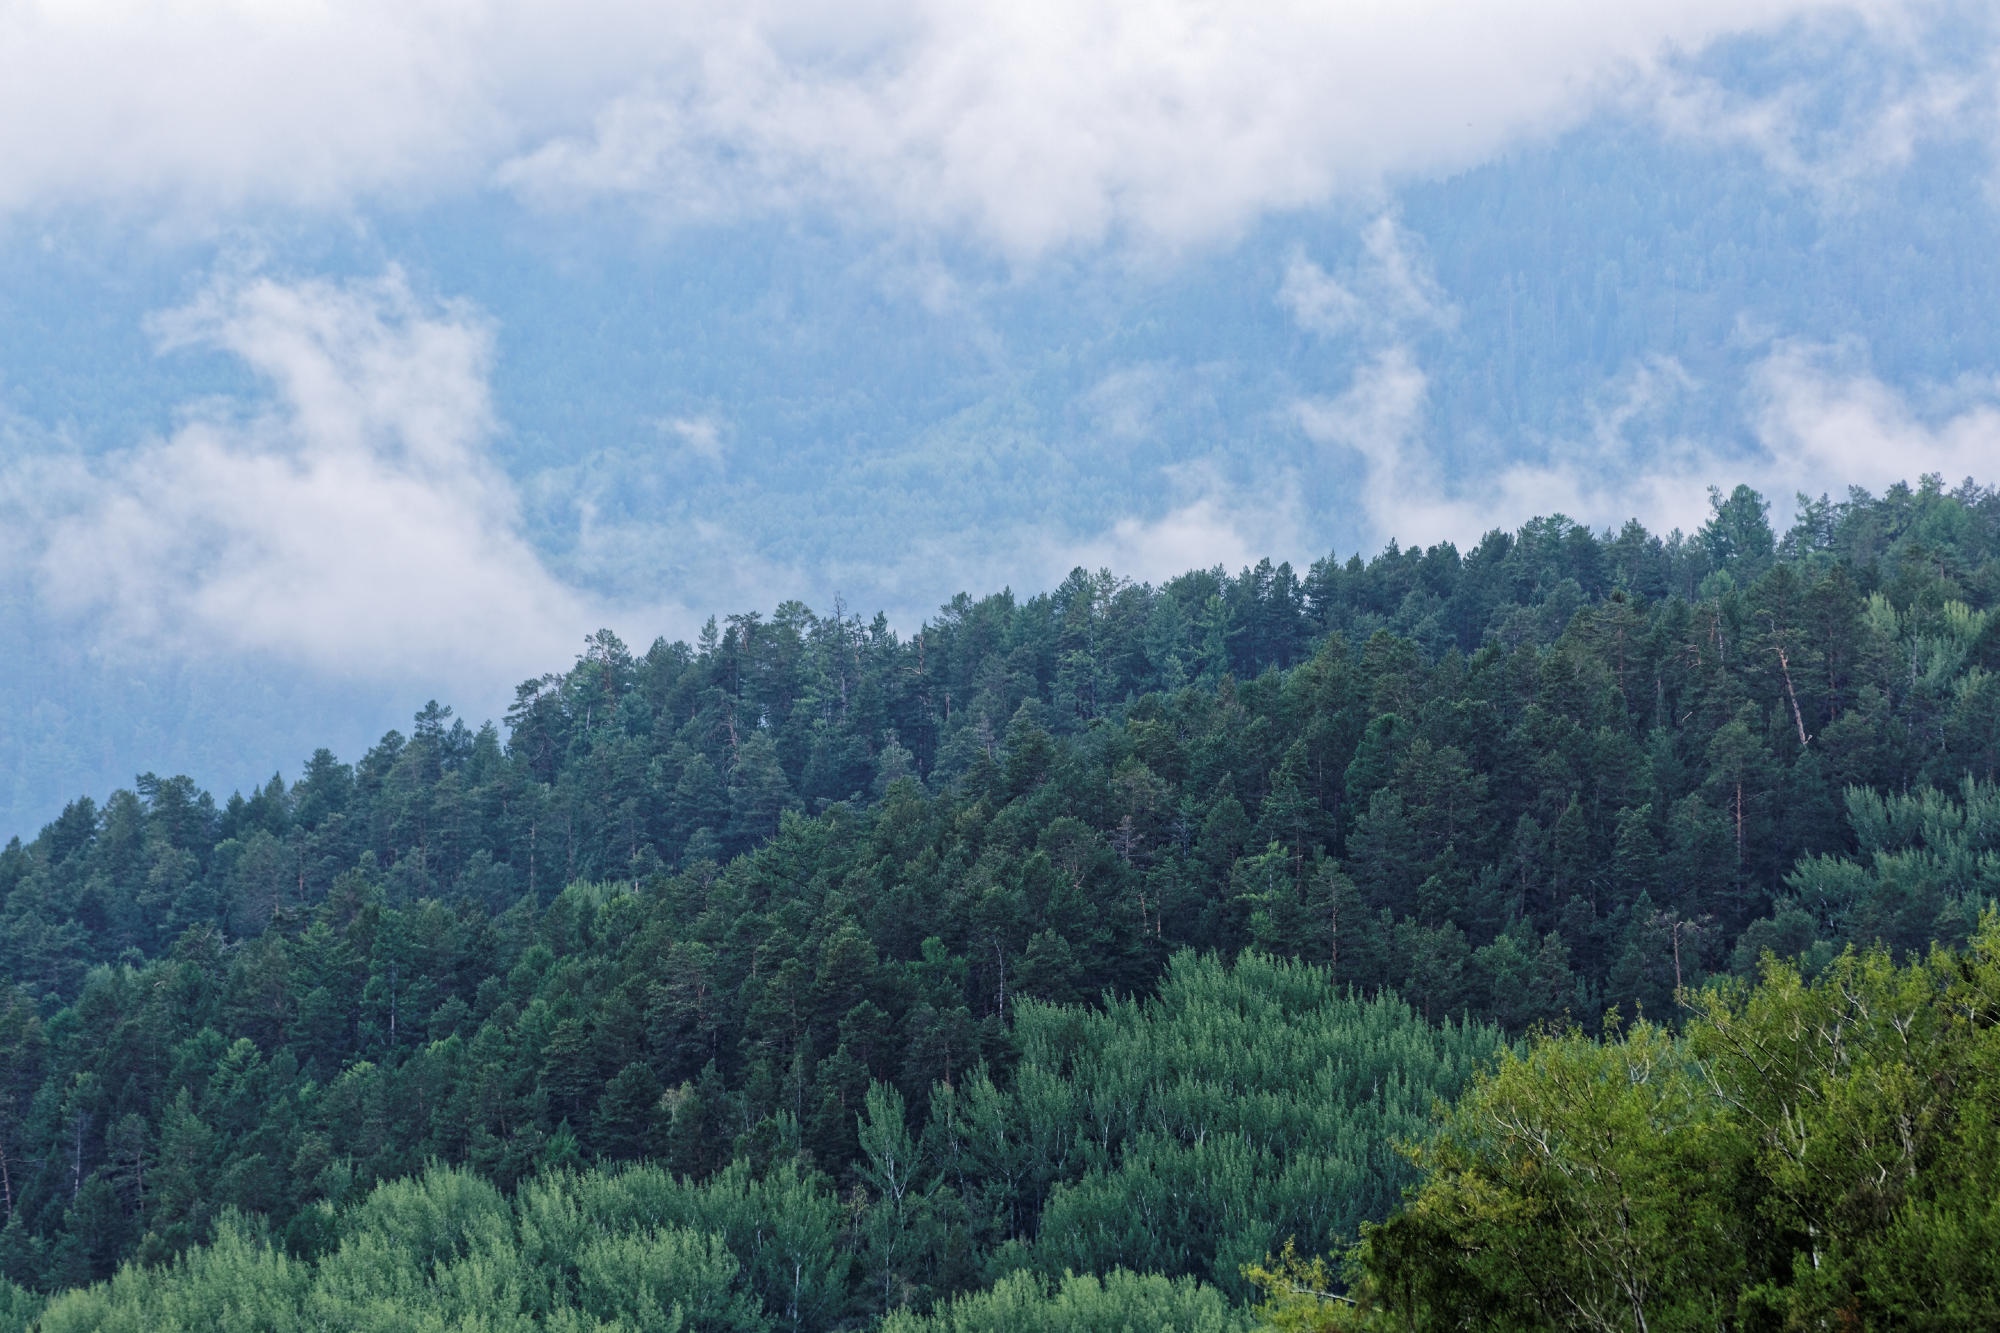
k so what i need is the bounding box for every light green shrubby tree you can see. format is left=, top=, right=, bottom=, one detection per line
left=1285, top=914, right=2000, bottom=1331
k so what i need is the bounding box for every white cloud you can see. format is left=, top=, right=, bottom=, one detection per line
left=0, top=2, right=504, bottom=218
left=1295, top=334, right=2000, bottom=552
left=1294, top=348, right=1498, bottom=542
left=0, top=0, right=1933, bottom=256
left=1281, top=217, right=1456, bottom=340
left=1645, top=15, right=1999, bottom=200
left=2, top=271, right=661, bottom=695
left=1280, top=181, right=2000, bottom=551
left=505, top=0, right=1913, bottom=261
left=662, top=415, right=726, bottom=464
left=1294, top=351, right=1710, bottom=546
left=1747, top=341, right=2000, bottom=496
left=697, top=454, right=1311, bottom=627
left=1057, top=463, right=1307, bottom=586
left=1082, top=365, right=1175, bottom=443
left=1277, top=258, right=1367, bottom=341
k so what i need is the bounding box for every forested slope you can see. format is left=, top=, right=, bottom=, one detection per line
left=9, top=955, right=1493, bottom=1332
left=0, top=476, right=1996, bottom=1324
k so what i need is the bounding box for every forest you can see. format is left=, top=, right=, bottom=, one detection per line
left=0, top=475, right=1995, bottom=1329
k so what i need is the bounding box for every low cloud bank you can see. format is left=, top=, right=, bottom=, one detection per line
left=1, top=2, right=1952, bottom=259
left=2, top=272, right=666, bottom=697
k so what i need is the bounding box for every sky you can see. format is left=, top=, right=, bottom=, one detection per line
left=3, top=0, right=1999, bottom=833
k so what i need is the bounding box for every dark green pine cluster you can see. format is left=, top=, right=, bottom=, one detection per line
left=0, top=477, right=1995, bottom=1328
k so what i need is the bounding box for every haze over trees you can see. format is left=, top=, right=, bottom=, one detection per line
left=0, top=475, right=1995, bottom=1329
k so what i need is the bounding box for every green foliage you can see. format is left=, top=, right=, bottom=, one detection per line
left=0, top=1280, right=40, bottom=1333
left=1, top=477, right=1998, bottom=1314
left=21, top=949, right=1481, bottom=1331
left=1770, top=778, right=2000, bottom=960
left=880, top=1269, right=1249, bottom=1333
left=993, top=953, right=1500, bottom=1294
left=1336, top=915, right=2000, bottom=1330
left=1240, top=1241, right=1352, bottom=1333
left=35, top=1164, right=804, bottom=1333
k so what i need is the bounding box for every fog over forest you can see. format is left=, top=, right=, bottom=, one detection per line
left=5, top=3, right=2000, bottom=836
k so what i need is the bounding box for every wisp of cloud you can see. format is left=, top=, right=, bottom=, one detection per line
left=8, top=271, right=661, bottom=698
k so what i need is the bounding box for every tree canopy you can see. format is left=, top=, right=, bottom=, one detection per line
left=0, top=475, right=1997, bottom=1328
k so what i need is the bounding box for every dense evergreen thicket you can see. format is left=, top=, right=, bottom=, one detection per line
left=0, top=475, right=1996, bottom=1321
left=3, top=953, right=1484, bottom=1332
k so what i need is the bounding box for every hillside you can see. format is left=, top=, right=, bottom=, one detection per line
left=0, top=476, right=1995, bottom=1327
